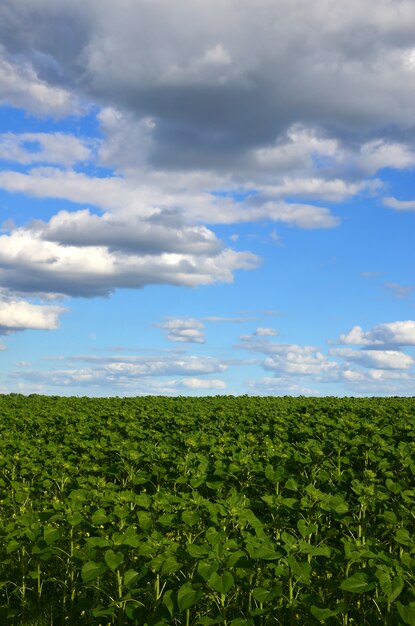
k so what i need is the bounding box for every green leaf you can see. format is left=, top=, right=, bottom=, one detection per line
left=297, top=519, right=317, bottom=538
left=114, top=504, right=129, bottom=519
left=163, top=589, right=174, bottom=617
left=81, top=560, right=107, bottom=583
left=66, top=511, right=84, bottom=527
left=285, top=477, right=298, bottom=491
left=378, top=571, right=404, bottom=602
left=6, top=539, right=20, bottom=554
left=187, top=542, right=211, bottom=558
left=104, top=549, right=124, bottom=571
left=311, top=604, right=345, bottom=620
left=397, top=602, right=415, bottom=625
left=208, top=571, right=234, bottom=594
left=92, top=606, right=116, bottom=618
left=198, top=559, right=219, bottom=581
left=91, top=508, right=109, bottom=525
left=340, top=572, right=375, bottom=594
left=161, top=556, right=181, bottom=576
left=44, top=527, right=60, bottom=545
left=182, top=511, right=200, bottom=527
left=395, top=528, right=412, bottom=546
left=327, top=495, right=349, bottom=515
left=124, top=569, right=139, bottom=589
left=177, top=583, right=203, bottom=612
left=252, top=587, right=271, bottom=603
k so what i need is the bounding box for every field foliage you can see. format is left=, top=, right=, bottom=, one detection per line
left=0, top=394, right=415, bottom=625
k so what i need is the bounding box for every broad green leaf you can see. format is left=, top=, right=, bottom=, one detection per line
left=6, top=539, right=20, bottom=554
left=397, top=602, right=415, bottom=625
left=105, top=549, right=124, bottom=571
left=81, top=560, right=107, bottom=583
left=114, top=504, right=129, bottom=519
left=187, top=542, right=211, bottom=558
left=85, top=536, right=111, bottom=548
left=177, top=583, right=203, bottom=612
left=182, top=511, right=200, bottom=527
left=208, top=571, right=234, bottom=594
left=163, top=589, right=174, bottom=617
left=378, top=571, right=404, bottom=602
left=297, top=519, right=317, bottom=538
left=311, top=604, right=346, bottom=620
left=92, top=606, right=116, bottom=618
left=285, top=477, right=298, bottom=491
left=252, top=587, right=272, bottom=603
left=161, top=556, right=182, bottom=576
left=395, top=528, right=411, bottom=546
left=198, top=559, right=219, bottom=581
left=124, top=569, right=139, bottom=589
left=91, top=508, right=109, bottom=525
left=340, top=572, right=375, bottom=593
left=43, top=527, right=60, bottom=545
left=66, top=511, right=84, bottom=527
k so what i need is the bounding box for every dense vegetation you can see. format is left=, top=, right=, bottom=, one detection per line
left=0, top=394, right=415, bottom=625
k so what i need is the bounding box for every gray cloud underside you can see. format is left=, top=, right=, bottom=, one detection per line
left=32, top=209, right=223, bottom=256
left=1, top=0, right=415, bottom=167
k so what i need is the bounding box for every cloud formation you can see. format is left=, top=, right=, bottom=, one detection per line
left=157, top=318, right=206, bottom=344
left=339, top=320, right=415, bottom=347
left=0, top=298, right=65, bottom=334
left=0, top=218, right=258, bottom=298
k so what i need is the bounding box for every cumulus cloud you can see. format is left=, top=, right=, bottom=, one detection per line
left=338, top=320, right=415, bottom=347
left=263, top=345, right=338, bottom=376
left=3, top=0, right=415, bottom=147
left=157, top=318, right=205, bottom=344
left=0, top=298, right=65, bottom=334
left=330, top=347, right=414, bottom=370
left=0, top=220, right=258, bottom=298
left=0, top=0, right=413, bottom=231
left=239, top=335, right=338, bottom=376
left=32, top=209, right=223, bottom=256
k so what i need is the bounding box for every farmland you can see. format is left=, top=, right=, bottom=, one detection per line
left=0, top=394, right=415, bottom=625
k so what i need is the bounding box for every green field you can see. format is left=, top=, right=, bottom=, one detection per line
left=1, top=394, right=415, bottom=625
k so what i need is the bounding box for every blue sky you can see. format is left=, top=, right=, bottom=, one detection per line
left=0, top=0, right=414, bottom=396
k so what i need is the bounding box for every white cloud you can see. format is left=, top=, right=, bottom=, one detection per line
left=158, top=318, right=205, bottom=344
left=358, top=140, right=415, bottom=174
left=0, top=220, right=259, bottom=297
left=181, top=377, right=226, bottom=389
left=254, top=327, right=277, bottom=337
left=239, top=335, right=338, bottom=376
left=263, top=345, right=338, bottom=376
left=383, top=197, right=415, bottom=211
left=330, top=347, right=414, bottom=370
left=338, top=320, right=415, bottom=347
left=0, top=133, right=93, bottom=167
left=0, top=298, right=65, bottom=334
left=10, top=353, right=229, bottom=393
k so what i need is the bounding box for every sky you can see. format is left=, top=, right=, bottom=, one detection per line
left=0, top=0, right=415, bottom=397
